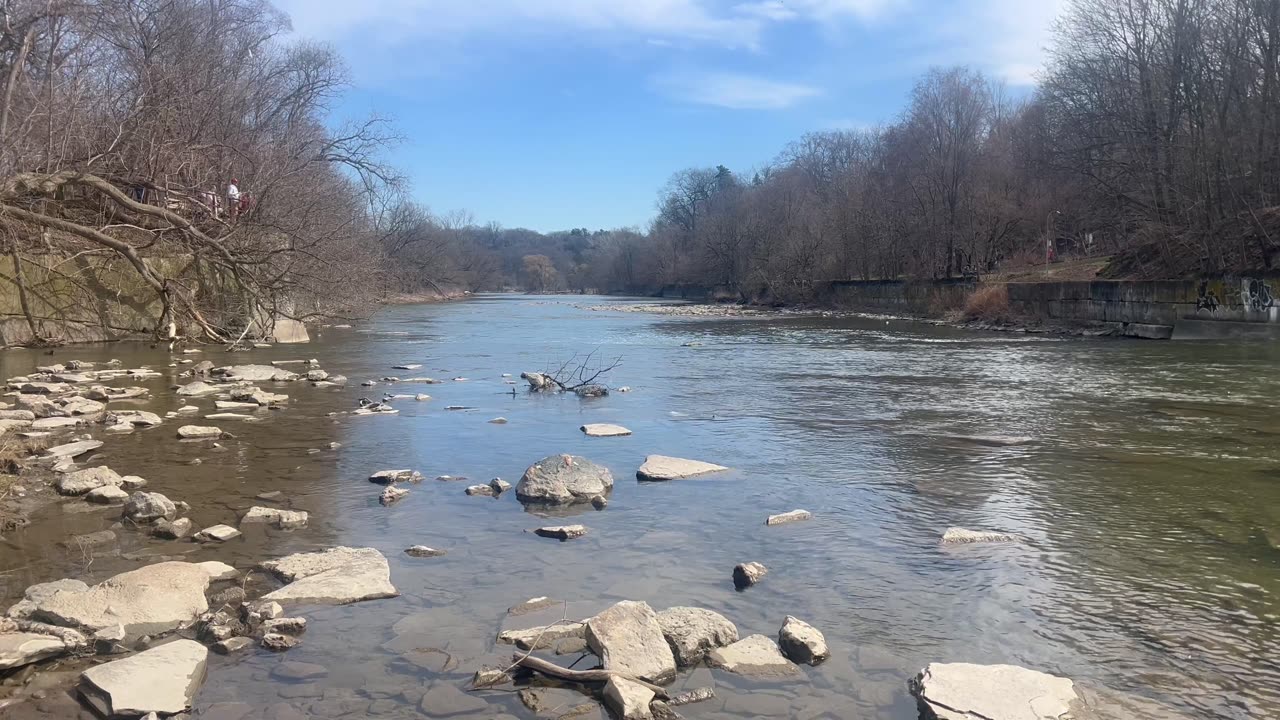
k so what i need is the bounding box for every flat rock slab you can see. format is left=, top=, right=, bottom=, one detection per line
left=586, top=601, right=676, bottom=684
left=194, top=525, right=241, bottom=543
left=31, top=562, right=214, bottom=638
left=497, top=622, right=587, bottom=651
left=765, top=509, right=812, bottom=526
left=79, top=638, right=208, bottom=717
left=43, top=440, right=102, bottom=459
left=581, top=423, right=632, bottom=437
left=0, top=632, right=69, bottom=670
left=368, top=469, right=423, bottom=485
left=940, top=527, right=1018, bottom=545
left=707, top=634, right=800, bottom=677
left=636, top=455, right=728, bottom=481
left=534, top=525, right=588, bottom=540
left=910, top=663, right=1079, bottom=720
left=261, top=547, right=398, bottom=605
left=211, top=365, right=298, bottom=382
left=240, top=506, right=309, bottom=529
left=177, top=425, right=222, bottom=439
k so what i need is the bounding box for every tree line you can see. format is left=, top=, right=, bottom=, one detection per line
left=405, top=0, right=1280, bottom=302
left=4, top=0, right=1278, bottom=337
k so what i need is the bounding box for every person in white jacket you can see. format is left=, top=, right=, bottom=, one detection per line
left=227, top=178, right=241, bottom=220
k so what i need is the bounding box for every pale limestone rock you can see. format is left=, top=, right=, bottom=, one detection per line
left=586, top=601, right=676, bottom=684
left=79, top=639, right=208, bottom=717
left=636, top=455, right=728, bottom=481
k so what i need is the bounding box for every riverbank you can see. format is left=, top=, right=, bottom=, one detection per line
left=649, top=276, right=1280, bottom=340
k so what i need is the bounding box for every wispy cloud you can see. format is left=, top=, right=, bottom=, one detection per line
left=653, top=70, right=822, bottom=109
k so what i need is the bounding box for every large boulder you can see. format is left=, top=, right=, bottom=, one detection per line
left=122, top=491, right=178, bottom=523
left=30, top=562, right=216, bottom=639
left=909, top=663, right=1080, bottom=720
left=79, top=639, right=208, bottom=718
left=636, top=455, right=728, bottom=481
left=261, top=547, right=398, bottom=605
left=778, top=616, right=828, bottom=665
left=520, top=372, right=557, bottom=391
left=585, top=601, right=676, bottom=684
left=516, top=454, right=614, bottom=505
left=707, top=634, right=799, bottom=677
left=55, top=466, right=123, bottom=496
left=656, top=607, right=738, bottom=666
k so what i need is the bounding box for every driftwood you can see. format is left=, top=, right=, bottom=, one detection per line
left=511, top=653, right=670, bottom=700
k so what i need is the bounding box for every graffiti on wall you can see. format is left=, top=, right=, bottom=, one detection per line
left=1242, top=278, right=1275, bottom=313
left=1196, top=280, right=1221, bottom=313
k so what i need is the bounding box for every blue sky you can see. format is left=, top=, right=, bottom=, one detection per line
left=273, top=0, right=1067, bottom=232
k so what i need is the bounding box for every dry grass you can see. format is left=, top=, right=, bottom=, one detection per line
left=961, top=284, right=1015, bottom=324
left=0, top=435, right=50, bottom=475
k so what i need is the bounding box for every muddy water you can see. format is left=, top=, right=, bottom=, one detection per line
left=2, top=294, right=1279, bottom=720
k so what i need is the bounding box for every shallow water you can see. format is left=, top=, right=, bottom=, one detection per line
left=1, top=294, right=1279, bottom=719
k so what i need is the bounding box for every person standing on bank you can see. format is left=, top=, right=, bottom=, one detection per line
left=227, top=178, right=241, bottom=221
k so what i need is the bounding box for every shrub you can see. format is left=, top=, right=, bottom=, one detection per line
left=962, top=284, right=1013, bottom=323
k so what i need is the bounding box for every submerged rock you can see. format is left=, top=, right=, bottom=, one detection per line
left=581, top=423, right=632, bottom=437
left=765, top=509, right=812, bottom=526
left=778, top=616, right=829, bottom=665
left=656, top=607, right=738, bottom=667
left=404, top=546, right=446, bottom=558
left=464, top=484, right=496, bottom=497
left=732, top=562, right=768, bottom=589
left=636, top=455, right=728, bottom=481
left=78, top=638, right=208, bottom=718
left=261, top=546, right=398, bottom=605
left=379, top=486, right=409, bottom=504
left=176, top=381, right=219, bottom=397
left=516, top=454, right=614, bottom=505
left=910, top=663, right=1080, bottom=720
left=585, top=601, right=676, bottom=684
left=940, top=527, right=1018, bottom=545
left=707, top=634, right=799, bottom=677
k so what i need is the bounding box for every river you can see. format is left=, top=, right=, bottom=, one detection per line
left=2, top=294, right=1278, bottom=720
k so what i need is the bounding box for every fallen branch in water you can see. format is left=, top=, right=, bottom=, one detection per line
left=511, top=653, right=670, bottom=700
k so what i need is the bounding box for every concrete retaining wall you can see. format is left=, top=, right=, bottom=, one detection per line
left=662, top=275, right=1280, bottom=338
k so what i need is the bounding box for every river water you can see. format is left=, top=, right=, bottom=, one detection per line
left=1, top=294, right=1278, bottom=720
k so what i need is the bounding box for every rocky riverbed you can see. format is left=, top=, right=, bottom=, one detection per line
left=0, top=295, right=1272, bottom=720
